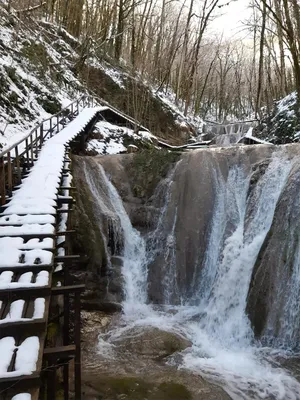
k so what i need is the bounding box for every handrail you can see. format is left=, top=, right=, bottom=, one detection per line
left=0, top=94, right=94, bottom=158
left=0, top=93, right=97, bottom=205
left=0, top=91, right=149, bottom=206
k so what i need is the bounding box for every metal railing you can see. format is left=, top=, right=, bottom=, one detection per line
left=0, top=94, right=96, bottom=205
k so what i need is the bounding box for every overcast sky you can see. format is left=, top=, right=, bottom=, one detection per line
left=210, top=0, right=252, bottom=37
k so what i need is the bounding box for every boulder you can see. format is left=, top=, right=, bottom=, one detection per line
left=110, top=327, right=192, bottom=359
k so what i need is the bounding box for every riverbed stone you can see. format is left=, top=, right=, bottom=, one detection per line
left=110, top=326, right=192, bottom=359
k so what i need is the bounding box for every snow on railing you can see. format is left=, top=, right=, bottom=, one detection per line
left=0, top=95, right=96, bottom=205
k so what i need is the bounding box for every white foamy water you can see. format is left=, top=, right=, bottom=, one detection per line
left=83, top=160, right=148, bottom=313
left=94, top=150, right=300, bottom=399
left=98, top=165, right=148, bottom=313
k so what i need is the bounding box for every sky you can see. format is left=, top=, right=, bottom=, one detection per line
left=210, top=0, right=252, bottom=37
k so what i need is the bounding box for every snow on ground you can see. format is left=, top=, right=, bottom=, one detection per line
left=87, top=120, right=157, bottom=155
left=0, top=5, right=114, bottom=151
left=0, top=9, right=79, bottom=150
left=153, top=88, right=205, bottom=133
left=89, top=58, right=125, bottom=89
left=242, top=127, right=270, bottom=144
left=0, top=3, right=208, bottom=151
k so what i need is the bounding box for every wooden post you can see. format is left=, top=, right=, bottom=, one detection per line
left=7, top=152, right=12, bottom=197
left=63, top=288, right=70, bottom=400
left=0, top=157, right=6, bottom=205
left=47, top=365, right=56, bottom=399
left=30, top=134, right=34, bottom=165
left=50, top=118, right=53, bottom=138
left=35, top=130, right=39, bottom=158
left=39, top=125, right=43, bottom=149
left=15, top=146, right=21, bottom=184
left=74, top=291, right=81, bottom=400
left=25, top=138, right=30, bottom=170
left=57, top=115, right=60, bottom=133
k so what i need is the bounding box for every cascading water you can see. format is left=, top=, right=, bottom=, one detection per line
left=90, top=146, right=300, bottom=399
left=83, top=159, right=148, bottom=312
left=201, top=154, right=293, bottom=346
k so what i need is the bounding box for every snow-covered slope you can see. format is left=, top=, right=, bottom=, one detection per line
left=256, top=92, right=300, bottom=144
left=0, top=6, right=86, bottom=149
left=87, top=121, right=157, bottom=155
left=0, top=4, right=203, bottom=150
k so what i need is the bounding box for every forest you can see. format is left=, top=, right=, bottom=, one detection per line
left=7, top=0, right=300, bottom=121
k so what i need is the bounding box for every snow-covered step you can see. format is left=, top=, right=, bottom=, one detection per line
left=0, top=249, right=53, bottom=268
left=0, top=108, right=94, bottom=398
left=0, top=298, right=45, bottom=324
left=0, top=237, right=54, bottom=250
left=0, top=336, right=40, bottom=378
left=0, top=270, right=49, bottom=290
left=0, top=214, right=55, bottom=226
left=2, top=204, right=57, bottom=216
left=0, top=224, right=55, bottom=237
left=12, top=394, right=31, bottom=400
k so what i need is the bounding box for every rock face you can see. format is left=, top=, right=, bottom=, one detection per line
left=146, top=144, right=277, bottom=304
left=70, top=151, right=179, bottom=308
left=70, top=157, right=110, bottom=307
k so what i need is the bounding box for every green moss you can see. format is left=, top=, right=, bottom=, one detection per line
left=21, top=41, right=49, bottom=72
left=154, top=382, right=192, bottom=400
left=91, top=376, right=192, bottom=400
left=37, top=95, right=61, bottom=114
left=162, top=337, right=184, bottom=357
left=5, top=66, right=17, bottom=83
left=0, top=73, right=9, bottom=92
left=130, top=149, right=179, bottom=200
left=46, top=322, right=59, bottom=347
left=104, top=377, right=151, bottom=398
left=8, top=91, right=19, bottom=104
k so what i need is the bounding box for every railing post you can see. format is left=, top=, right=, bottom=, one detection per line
left=39, top=125, right=43, bottom=149
left=30, top=134, right=34, bottom=165
left=74, top=291, right=82, bottom=400
left=76, top=100, right=79, bottom=115
left=15, top=146, right=21, bottom=184
left=0, top=157, right=6, bottom=205
left=25, top=138, right=30, bottom=170
left=35, top=129, right=39, bottom=157
left=57, top=115, right=60, bottom=133
left=50, top=118, right=53, bottom=138
left=7, top=151, right=12, bottom=197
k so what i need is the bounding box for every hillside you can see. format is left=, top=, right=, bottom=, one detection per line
left=255, top=92, right=300, bottom=144
left=0, top=4, right=201, bottom=152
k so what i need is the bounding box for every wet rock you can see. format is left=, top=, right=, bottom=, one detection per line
left=82, top=300, right=122, bottom=313
left=110, top=327, right=192, bottom=359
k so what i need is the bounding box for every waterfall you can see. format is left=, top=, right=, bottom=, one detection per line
left=200, top=153, right=293, bottom=347
left=85, top=146, right=300, bottom=399
left=83, top=159, right=148, bottom=312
